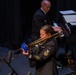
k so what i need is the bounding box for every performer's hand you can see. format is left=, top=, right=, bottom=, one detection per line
left=22, top=48, right=29, bottom=56
left=52, top=26, right=63, bottom=33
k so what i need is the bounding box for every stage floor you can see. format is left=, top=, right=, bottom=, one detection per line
left=0, top=46, right=75, bottom=75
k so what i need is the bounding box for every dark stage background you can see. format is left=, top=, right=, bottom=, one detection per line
left=0, top=0, right=76, bottom=49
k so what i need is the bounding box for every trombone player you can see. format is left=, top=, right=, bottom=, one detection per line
left=22, top=25, right=58, bottom=75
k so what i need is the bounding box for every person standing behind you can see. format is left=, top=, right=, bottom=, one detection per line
left=22, top=25, right=58, bottom=75
left=31, top=0, right=62, bottom=41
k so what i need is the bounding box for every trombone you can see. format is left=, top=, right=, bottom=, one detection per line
left=28, top=32, right=61, bottom=48
left=0, top=32, right=62, bottom=65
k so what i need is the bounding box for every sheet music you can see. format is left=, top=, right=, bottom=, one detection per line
left=59, top=10, right=76, bottom=15
left=63, top=15, right=76, bottom=23
left=69, top=22, right=76, bottom=26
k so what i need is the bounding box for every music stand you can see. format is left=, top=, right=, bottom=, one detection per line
left=3, top=58, right=18, bottom=75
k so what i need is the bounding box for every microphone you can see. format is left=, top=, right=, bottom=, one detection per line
left=8, top=51, right=12, bottom=64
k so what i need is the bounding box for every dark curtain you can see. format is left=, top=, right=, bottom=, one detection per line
left=56, top=0, right=76, bottom=11
left=0, top=0, right=22, bottom=49
left=21, top=0, right=41, bottom=41
left=0, top=0, right=76, bottom=49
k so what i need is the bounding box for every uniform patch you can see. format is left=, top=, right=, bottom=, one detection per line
left=44, top=50, right=50, bottom=56
left=35, top=55, right=40, bottom=60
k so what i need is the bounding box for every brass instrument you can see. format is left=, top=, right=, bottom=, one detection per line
left=28, top=32, right=61, bottom=49
left=0, top=32, right=62, bottom=65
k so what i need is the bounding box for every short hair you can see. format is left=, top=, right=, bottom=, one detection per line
left=41, top=0, right=51, bottom=7
left=40, top=25, right=57, bottom=35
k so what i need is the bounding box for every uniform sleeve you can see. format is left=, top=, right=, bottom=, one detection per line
left=29, top=41, right=56, bottom=61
